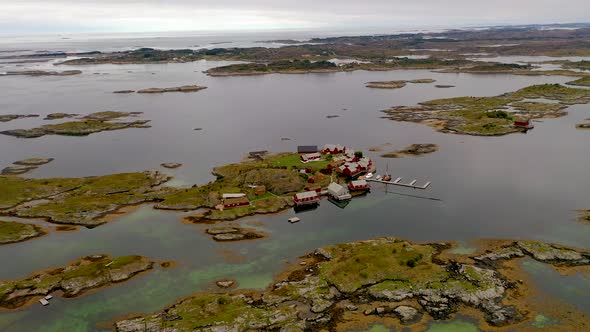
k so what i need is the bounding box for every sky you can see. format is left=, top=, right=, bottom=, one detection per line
left=0, top=0, right=589, bottom=34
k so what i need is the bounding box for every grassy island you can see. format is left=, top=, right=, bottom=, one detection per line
left=382, top=84, right=590, bottom=136
left=0, top=111, right=150, bottom=138
left=115, top=237, right=590, bottom=331
left=567, top=76, right=590, bottom=87
left=1, top=171, right=171, bottom=227
left=157, top=152, right=338, bottom=221
left=0, top=220, right=45, bottom=245
left=0, top=255, right=153, bottom=309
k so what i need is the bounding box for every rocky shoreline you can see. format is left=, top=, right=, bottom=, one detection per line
left=114, top=237, right=590, bottom=331
left=0, top=114, right=39, bottom=122
left=0, top=254, right=153, bottom=309
left=382, top=84, right=590, bottom=136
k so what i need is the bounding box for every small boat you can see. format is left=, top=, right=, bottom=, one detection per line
left=39, top=299, right=49, bottom=306
left=288, top=217, right=301, bottom=223
left=365, top=172, right=373, bottom=179
left=375, top=175, right=383, bottom=181
left=383, top=163, right=392, bottom=181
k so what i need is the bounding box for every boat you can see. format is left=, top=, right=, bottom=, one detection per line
left=288, top=217, right=301, bottom=223
left=383, top=164, right=392, bottom=181
left=365, top=172, right=373, bottom=179
left=375, top=175, right=383, bottom=181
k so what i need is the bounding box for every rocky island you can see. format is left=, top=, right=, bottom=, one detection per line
left=0, top=254, right=153, bottom=309
left=0, top=220, right=45, bottom=245
left=1, top=70, right=82, bottom=77
left=382, top=83, right=590, bottom=136
left=0, top=171, right=172, bottom=227
left=205, top=225, right=266, bottom=242
left=365, top=79, right=435, bottom=89
left=137, top=85, right=207, bottom=93
left=114, top=237, right=590, bottom=331
left=381, top=144, right=439, bottom=158
left=0, top=111, right=150, bottom=138
left=577, top=119, right=590, bottom=129
left=0, top=114, right=39, bottom=122
left=2, top=158, right=54, bottom=175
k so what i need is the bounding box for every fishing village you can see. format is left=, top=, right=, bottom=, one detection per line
left=210, top=143, right=433, bottom=224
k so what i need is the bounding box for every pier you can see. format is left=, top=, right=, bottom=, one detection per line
left=367, top=177, right=431, bottom=189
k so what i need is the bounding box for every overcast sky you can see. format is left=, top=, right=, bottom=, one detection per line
left=1, top=0, right=589, bottom=34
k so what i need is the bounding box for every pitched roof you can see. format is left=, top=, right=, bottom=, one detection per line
left=295, top=191, right=319, bottom=199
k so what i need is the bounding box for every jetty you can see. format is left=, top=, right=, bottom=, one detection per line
left=367, top=177, right=431, bottom=189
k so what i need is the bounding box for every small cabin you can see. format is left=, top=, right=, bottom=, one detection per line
left=514, top=119, right=534, bottom=129
left=301, top=152, right=322, bottom=163
left=223, top=197, right=250, bottom=209
left=294, top=191, right=320, bottom=206
left=297, top=145, right=318, bottom=154
left=349, top=180, right=370, bottom=191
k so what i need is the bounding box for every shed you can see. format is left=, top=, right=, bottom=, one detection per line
left=223, top=197, right=250, bottom=209
left=349, top=180, right=370, bottom=191
left=294, top=191, right=320, bottom=206
left=298, top=145, right=318, bottom=154
left=222, top=193, right=246, bottom=199
left=301, top=152, right=322, bottom=163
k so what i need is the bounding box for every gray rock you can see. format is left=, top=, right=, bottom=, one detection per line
left=394, top=305, right=422, bottom=324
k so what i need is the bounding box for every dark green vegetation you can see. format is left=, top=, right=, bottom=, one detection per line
left=0, top=255, right=153, bottom=308
left=381, top=144, right=439, bottom=158
left=0, top=220, right=44, bottom=244
left=567, top=76, right=590, bottom=87
left=0, top=172, right=171, bottom=226
left=53, top=26, right=590, bottom=68
left=365, top=79, right=435, bottom=89
left=206, top=59, right=338, bottom=76
left=115, top=237, right=590, bottom=331
left=206, top=58, right=469, bottom=76
left=0, top=111, right=150, bottom=138
left=382, top=84, right=590, bottom=136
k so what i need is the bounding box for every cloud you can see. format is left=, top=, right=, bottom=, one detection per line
left=1, top=0, right=588, bottom=34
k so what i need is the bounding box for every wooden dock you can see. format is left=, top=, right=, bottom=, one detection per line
left=367, top=177, right=431, bottom=189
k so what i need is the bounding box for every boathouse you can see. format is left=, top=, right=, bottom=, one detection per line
left=297, top=145, right=318, bottom=154
left=294, top=191, right=320, bottom=206
left=357, top=157, right=372, bottom=171
left=322, top=144, right=346, bottom=154
left=348, top=180, right=370, bottom=191
left=223, top=197, right=250, bottom=209
left=514, top=119, right=534, bottom=129
left=301, top=152, right=322, bottom=163
left=327, top=182, right=352, bottom=200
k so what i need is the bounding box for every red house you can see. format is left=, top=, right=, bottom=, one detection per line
left=514, top=119, right=534, bottom=129
left=348, top=180, right=370, bottom=191
left=301, top=152, right=322, bottom=163
left=338, top=162, right=363, bottom=177
left=322, top=144, right=346, bottom=155
left=223, top=197, right=250, bottom=209
left=294, top=191, right=320, bottom=206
